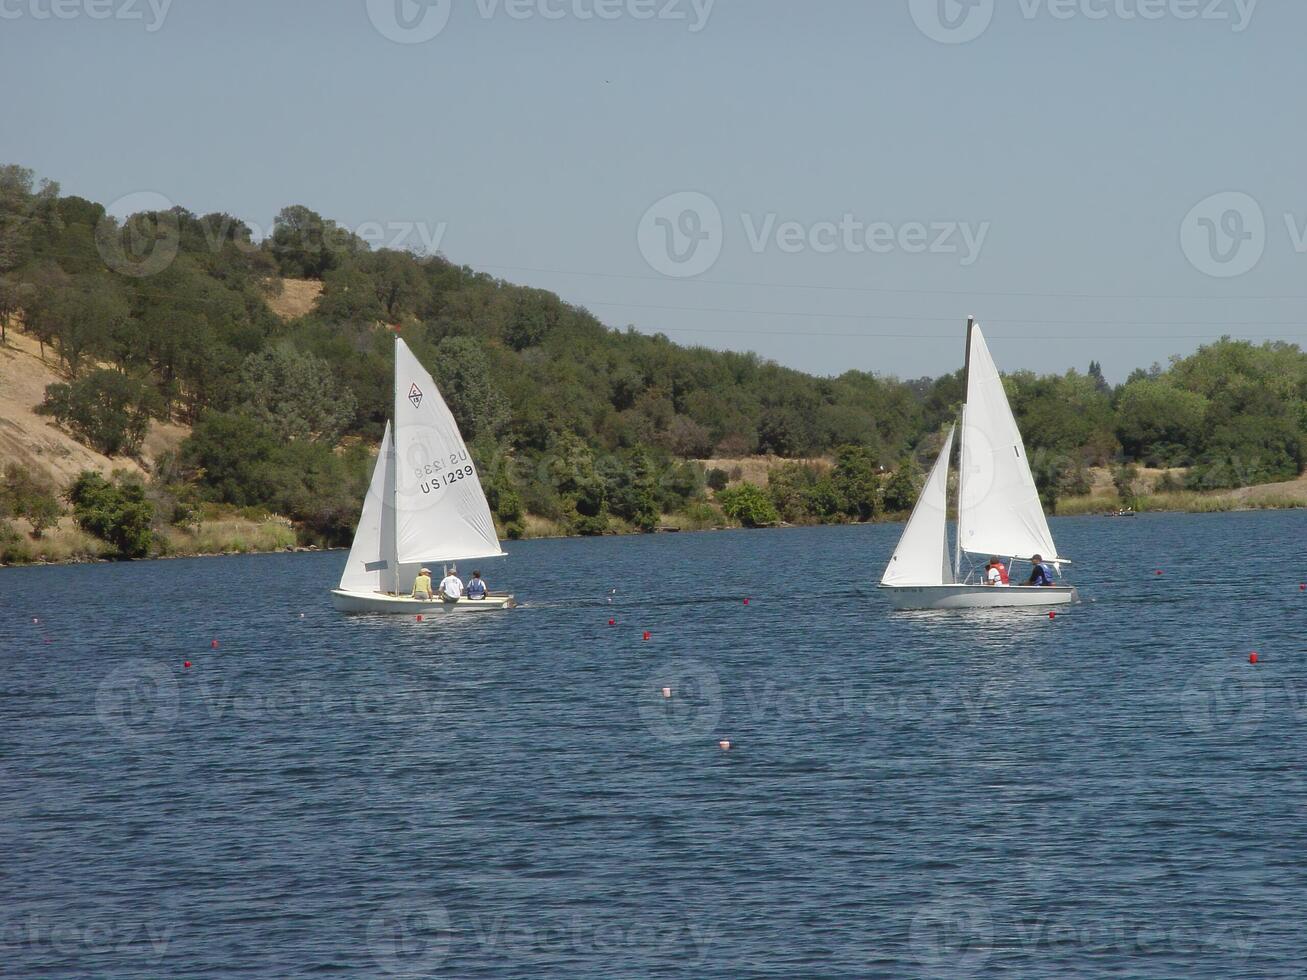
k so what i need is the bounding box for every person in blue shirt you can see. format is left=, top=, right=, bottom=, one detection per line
left=466, top=571, right=488, bottom=600
left=1025, top=555, right=1054, bottom=587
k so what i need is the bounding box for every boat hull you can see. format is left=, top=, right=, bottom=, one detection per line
left=879, top=584, right=1078, bottom=611
left=330, top=590, right=515, bottom=614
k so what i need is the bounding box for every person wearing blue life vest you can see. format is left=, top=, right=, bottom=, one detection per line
left=1025, top=555, right=1054, bottom=587
left=466, top=571, right=488, bottom=600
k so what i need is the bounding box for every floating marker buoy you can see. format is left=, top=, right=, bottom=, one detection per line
left=743, top=598, right=750, bottom=606
left=1300, top=584, right=1305, bottom=592
left=31, top=617, right=38, bottom=624
left=1155, top=570, right=1163, bottom=576
left=299, top=613, right=305, bottom=618
left=643, top=631, right=651, bottom=641
left=718, top=740, right=731, bottom=751
left=416, top=615, right=423, bottom=622
left=1250, top=652, right=1258, bottom=665
left=183, top=661, right=192, bottom=668
left=210, top=639, right=219, bottom=649
left=608, top=618, right=615, bottom=626
left=662, top=687, right=672, bottom=698
left=1048, top=611, right=1056, bottom=620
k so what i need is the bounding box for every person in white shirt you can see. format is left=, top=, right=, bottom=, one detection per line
left=438, top=570, right=464, bottom=602
left=984, top=557, right=1010, bottom=587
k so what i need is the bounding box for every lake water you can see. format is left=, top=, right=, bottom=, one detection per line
left=3, top=511, right=1306, bottom=977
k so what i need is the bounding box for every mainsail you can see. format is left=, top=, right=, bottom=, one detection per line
left=391, top=338, right=504, bottom=567
left=881, top=425, right=955, bottom=587
left=338, top=422, right=396, bottom=593
left=956, top=325, right=1061, bottom=562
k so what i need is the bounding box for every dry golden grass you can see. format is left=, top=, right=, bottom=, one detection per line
left=264, top=278, right=324, bottom=320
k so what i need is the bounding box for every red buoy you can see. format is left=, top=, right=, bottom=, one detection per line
left=743, top=598, right=750, bottom=606
left=1155, top=570, right=1163, bottom=576
left=1048, top=610, right=1056, bottom=620
left=1300, top=584, right=1305, bottom=592
left=183, top=661, right=192, bottom=668
left=643, top=631, right=651, bottom=641
left=608, top=618, right=615, bottom=626
left=1250, top=652, right=1259, bottom=665
left=210, top=639, right=219, bottom=649
left=416, top=615, right=423, bottom=622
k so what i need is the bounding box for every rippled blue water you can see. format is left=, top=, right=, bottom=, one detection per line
left=3, top=511, right=1306, bottom=977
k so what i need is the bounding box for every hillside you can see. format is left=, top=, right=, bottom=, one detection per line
left=0, top=327, right=187, bottom=484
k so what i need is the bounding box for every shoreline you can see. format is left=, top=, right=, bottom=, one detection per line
left=3, top=497, right=1302, bottom=568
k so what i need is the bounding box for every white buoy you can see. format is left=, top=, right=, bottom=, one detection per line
left=661, top=687, right=672, bottom=698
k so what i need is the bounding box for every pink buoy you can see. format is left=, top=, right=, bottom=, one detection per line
left=661, top=687, right=672, bottom=698
left=718, top=740, right=731, bottom=751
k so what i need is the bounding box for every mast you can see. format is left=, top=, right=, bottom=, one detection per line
left=954, top=315, right=975, bottom=580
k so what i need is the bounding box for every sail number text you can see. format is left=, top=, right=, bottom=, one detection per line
left=421, top=465, right=476, bottom=495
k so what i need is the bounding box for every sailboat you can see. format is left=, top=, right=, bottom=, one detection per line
left=879, top=318, right=1078, bottom=610
left=330, top=338, right=515, bottom=614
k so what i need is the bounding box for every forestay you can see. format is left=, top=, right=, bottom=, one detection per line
left=957, top=325, right=1061, bottom=562
left=881, top=425, right=956, bottom=587
left=391, top=339, right=504, bottom=566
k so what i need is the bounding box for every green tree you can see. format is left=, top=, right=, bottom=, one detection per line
left=882, top=460, right=920, bottom=513
left=831, top=445, right=881, bottom=521
left=717, top=482, right=779, bottom=528
left=267, top=205, right=364, bottom=279
left=65, top=471, right=153, bottom=557
left=430, top=336, right=510, bottom=442
left=39, top=369, right=160, bottom=456
left=234, top=346, right=357, bottom=443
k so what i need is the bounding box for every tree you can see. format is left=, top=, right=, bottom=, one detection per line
left=65, top=471, right=153, bottom=557
left=1, top=464, right=62, bottom=537
left=882, top=460, right=919, bottom=513
left=832, top=445, right=881, bottom=521
left=234, top=346, right=357, bottom=443
left=430, top=337, right=510, bottom=443
left=39, top=369, right=160, bottom=456
left=717, top=482, right=779, bottom=528
left=1114, top=379, right=1207, bottom=466
left=267, top=205, right=364, bottom=279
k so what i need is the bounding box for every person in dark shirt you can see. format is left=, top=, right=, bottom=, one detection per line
left=1025, top=554, right=1054, bottom=587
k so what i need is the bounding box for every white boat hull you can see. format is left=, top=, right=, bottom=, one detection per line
left=330, top=589, right=515, bottom=615
left=879, top=584, right=1078, bottom=611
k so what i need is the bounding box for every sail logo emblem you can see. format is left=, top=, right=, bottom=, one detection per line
left=408, top=383, right=423, bottom=409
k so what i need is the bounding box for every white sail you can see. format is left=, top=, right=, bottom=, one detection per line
left=957, top=325, right=1061, bottom=562
left=391, top=338, right=504, bottom=566
left=881, top=425, right=956, bottom=587
left=338, top=422, right=396, bottom=593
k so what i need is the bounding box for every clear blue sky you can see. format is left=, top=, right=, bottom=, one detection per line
left=1, top=0, right=1302, bottom=381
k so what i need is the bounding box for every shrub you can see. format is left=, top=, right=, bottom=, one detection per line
left=65, top=471, right=153, bottom=558
left=717, top=482, right=780, bottom=528
left=706, top=468, right=730, bottom=492
left=1, top=464, right=63, bottom=537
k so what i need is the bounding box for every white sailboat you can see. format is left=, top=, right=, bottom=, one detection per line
left=880, top=318, right=1078, bottom=611
left=331, top=338, right=515, bottom=614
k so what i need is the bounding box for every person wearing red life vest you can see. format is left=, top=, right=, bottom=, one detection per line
left=985, top=557, right=1010, bottom=587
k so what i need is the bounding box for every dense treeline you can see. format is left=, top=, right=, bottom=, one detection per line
left=1, top=163, right=1305, bottom=554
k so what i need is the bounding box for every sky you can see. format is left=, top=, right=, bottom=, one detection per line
left=1, top=0, right=1303, bottom=382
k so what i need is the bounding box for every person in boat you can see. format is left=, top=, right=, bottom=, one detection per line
left=439, top=569, right=464, bottom=602
left=466, top=571, right=488, bottom=600
left=1025, top=555, right=1055, bottom=587
left=984, top=557, right=1010, bottom=587
left=412, top=568, right=433, bottom=601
